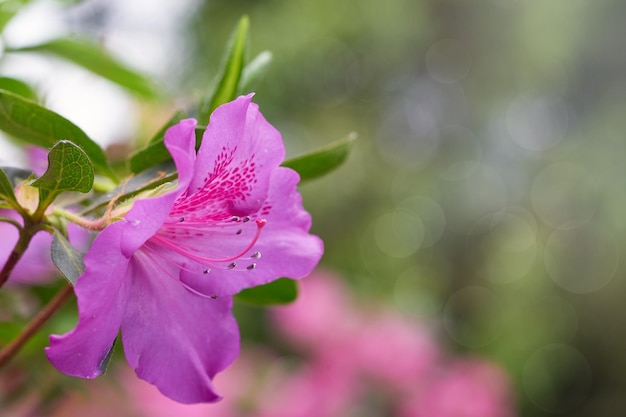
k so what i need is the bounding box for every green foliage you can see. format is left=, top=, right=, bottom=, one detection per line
left=129, top=125, right=204, bottom=174
left=0, top=77, right=38, bottom=101
left=31, top=141, right=94, bottom=209
left=51, top=232, right=85, bottom=286
left=238, top=51, right=273, bottom=95
left=236, top=278, right=298, bottom=305
left=0, top=90, right=115, bottom=180
left=7, top=38, right=159, bottom=99
left=282, top=133, right=356, bottom=181
left=197, top=16, right=249, bottom=124
left=0, top=168, right=18, bottom=207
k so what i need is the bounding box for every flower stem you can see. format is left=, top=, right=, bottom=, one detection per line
left=53, top=207, right=104, bottom=231
left=0, top=284, right=74, bottom=368
left=0, top=221, right=39, bottom=288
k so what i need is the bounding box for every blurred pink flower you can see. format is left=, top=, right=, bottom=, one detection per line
left=255, top=359, right=359, bottom=417
left=271, top=270, right=359, bottom=352
left=346, top=313, right=439, bottom=392
left=399, top=358, right=516, bottom=417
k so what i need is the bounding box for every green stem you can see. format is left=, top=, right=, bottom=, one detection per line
left=0, top=284, right=74, bottom=368
left=53, top=207, right=104, bottom=231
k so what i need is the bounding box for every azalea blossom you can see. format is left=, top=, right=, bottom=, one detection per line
left=45, top=95, right=323, bottom=404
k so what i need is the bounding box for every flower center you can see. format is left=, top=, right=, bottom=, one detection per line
left=150, top=216, right=267, bottom=274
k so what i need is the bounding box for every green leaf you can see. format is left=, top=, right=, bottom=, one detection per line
left=198, top=16, right=249, bottom=124
left=0, top=0, right=29, bottom=33
left=82, top=163, right=177, bottom=216
left=235, top=278, right=298, bottom=305
left=282, top=133, right=357, bottom=182
left=0, top=168, right=18, bottom=207
left=129, top=125, right=204, bottom=174
left=51, top=232, right=85, bottom=286
left=127, top=110, right=188, bottom=173
left=31, top=140, right=94, bottom=208
left=238, top=51, right=273, bottom=95
left=7, top=38, right=159, bottom=99
left=0, top=90, right=115, bottom=180
left=0, top=77, right=38, bottom=101
left=0, top=166, right=31, bottom=186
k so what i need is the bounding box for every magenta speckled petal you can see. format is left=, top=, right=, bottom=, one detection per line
left=121, top=118, right=197, bottom=256
left=179, top=167, right=323, bottom=296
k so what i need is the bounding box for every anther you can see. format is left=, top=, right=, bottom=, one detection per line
left=236, top=229, right=243, bottom=235
left=247, top=263, right=256, bottom=270
left=203, top=269, right=211, bottom=274
left=210, top=294, right=218, bottom=299
left=179, top=217, right=185, bottom=222
left=227, top=262, right=237, bottom=269
left=230, top=216, right=240, bottom=222
left=252, top=251, right=261, bottom=259
left=243, top=216, right=251, bottom=223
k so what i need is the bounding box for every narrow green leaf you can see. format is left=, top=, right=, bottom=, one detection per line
left=31, top=140, right=94, bottom=208
left=82, top=164, right=177, bottom=216
left=7, top=38, right=159, bottom=99
left=0, top=90, right=115, bottom=180
left=129, top=126, right=204, bottom=174
left=235, top=278, right=298, bottom=305
left=51, top=232, right=85, bottom=286
left=238, top=51, right=273, bottom=95
left=0, top=168, right=18, bottom=207
left=282, top=133, right=357, bottom=182
left=198, top=16, right=249, bottom=124
left=0, top=77, right=38, bottom=101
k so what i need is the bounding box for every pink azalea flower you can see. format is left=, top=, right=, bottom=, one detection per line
left=399, top=358, right=516, bottom=417
left=45, top=95, right=323, bottom=404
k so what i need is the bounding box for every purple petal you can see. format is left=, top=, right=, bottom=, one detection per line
left=46, top=222, right=131, bottom=378
left=121, top=249, right=240, bottom=404
left=181, top=167, right=323, bottom=296
left=186, top=95, right=285, bottom=215
left=121, top=119, right=197, bottom=256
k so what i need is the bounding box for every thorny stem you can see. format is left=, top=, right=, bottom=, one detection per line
left=0, top=284, right=74, bottom=368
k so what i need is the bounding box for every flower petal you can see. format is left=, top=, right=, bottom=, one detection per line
left=121, top=249, right=240, bottom=404
left=181, top=167, right=323, bottom=296
left=121, top=119, right=197, bottom=256
left=46, top=222, right=131, bottom=378
left=184, top=95, right=285, bottom=217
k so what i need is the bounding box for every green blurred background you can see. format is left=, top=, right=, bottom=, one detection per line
left=4, top=0, right=626, bottom=415
left=183, top=1, right=625, bottom=415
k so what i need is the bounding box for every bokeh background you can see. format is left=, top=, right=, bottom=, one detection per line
left=1, top=0, right=626, bottom=416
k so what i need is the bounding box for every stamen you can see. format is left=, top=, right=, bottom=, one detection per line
left=210, top=294, right=218, bottom=299
left=179, top=217, right=185, bottom=222
left=227, top=262, right=237, bottom=269
left=230, top=216, right=240, bottom=222
left=252, top=251, right=261, bottom=259
left=242, top=216, right=251, bottom=223
left=152, top=218, right=268, bottom=264
left=247, top=263, right=256, bottom=270
left=138, top=249, right=217, bottom=300
left=204, top=269, right=211, bottom=274
left=236, top=229, right=242, bottom=235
